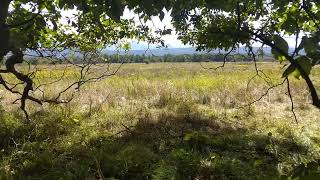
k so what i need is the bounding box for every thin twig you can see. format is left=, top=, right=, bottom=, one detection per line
left=239, top=78, right=286, bottom=109
left=286, top=77, right=298, bottom=123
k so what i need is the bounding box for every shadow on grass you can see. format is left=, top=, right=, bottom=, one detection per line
left=0, top=105, right=315, bottom=179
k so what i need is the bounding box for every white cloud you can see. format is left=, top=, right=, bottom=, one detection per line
left=121, top=8, right=189, bottom=49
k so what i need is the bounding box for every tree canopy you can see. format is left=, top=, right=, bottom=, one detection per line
left=0, top=0, right=320, bottom=119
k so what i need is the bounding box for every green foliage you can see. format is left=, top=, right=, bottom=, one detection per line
left=283, top=56, right=312, bottom=79
left=300, top=33, right=320, bottom=65
left=271, top=35, right=289, bottom=63
left=112, top=145, right=158, bottom=178
left=3, top=0, right=320, bottom=63
left=290, top=161, right=320, bottom=179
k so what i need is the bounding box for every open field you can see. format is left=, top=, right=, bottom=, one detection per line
left=0, top=62, right=320, bottom=179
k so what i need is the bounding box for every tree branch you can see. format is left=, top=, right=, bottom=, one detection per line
left=243, top=28, right=320, bottom=108
left=286, top=77, right=298, bottom=123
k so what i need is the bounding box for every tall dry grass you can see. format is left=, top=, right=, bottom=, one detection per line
left=0, top=62, right=319, bottom=179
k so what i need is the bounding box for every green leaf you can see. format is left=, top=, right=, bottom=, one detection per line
left=282, top=64, right=295, bottom=78
left=121, top=42, right=131, bottom=51
left=292, top=56, right=312, bottom=79
left=282, top=56, right=312, bottom=79
left=271, top=35, right=289, bottom=63
left=303, top=35, right=320, bottom=59
left=271, top=48, right=286, bottom=62
left=274, top=35, right=289, bottom=53
left=293, top=69, right=301, bottom=79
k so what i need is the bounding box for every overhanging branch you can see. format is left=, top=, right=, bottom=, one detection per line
left=243, top=28, right=320, bottom=108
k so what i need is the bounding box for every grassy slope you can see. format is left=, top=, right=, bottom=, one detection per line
left=0, top=62, right=320, bottom=179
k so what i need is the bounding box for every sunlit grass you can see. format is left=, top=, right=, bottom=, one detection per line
left=0, top=62, right=319, bottom=179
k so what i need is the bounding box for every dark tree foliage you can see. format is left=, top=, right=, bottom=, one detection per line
left=29, top=53, right=252, bottom=64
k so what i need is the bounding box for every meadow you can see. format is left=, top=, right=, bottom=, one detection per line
left=0, top=62, right=320, bottom=179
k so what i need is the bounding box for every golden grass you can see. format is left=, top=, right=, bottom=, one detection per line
left=1, top=62, right=319, bottom=124
left=1, top=62, right=320, bottom=178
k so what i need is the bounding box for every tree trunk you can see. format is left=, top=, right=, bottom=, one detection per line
left=0, top=0, right=10, bottom=60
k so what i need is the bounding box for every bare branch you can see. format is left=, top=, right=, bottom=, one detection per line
left=239, top=78, right=287, bottom=109
left=286, top=77, right=298, bottom=124
left=242, top=27, right=320, bottom=108
left=246, top=44, right=273, bottom=91
left=199, top=43, right=236, bottom=71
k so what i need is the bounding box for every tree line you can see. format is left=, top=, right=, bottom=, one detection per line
left=27, top=53, right=273, bottom=64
